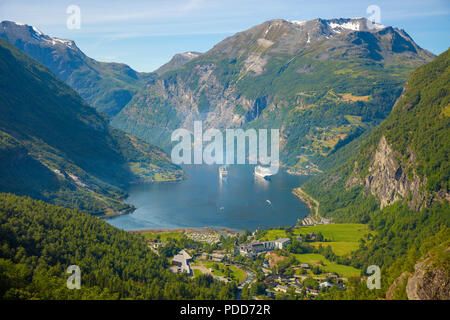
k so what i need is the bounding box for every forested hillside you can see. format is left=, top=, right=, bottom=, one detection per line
left=0, top=38, right=183, bottom=215
left=0, top=193, right=236, bottom=299
left=302, top=48, right=449, bottom=222
left=301, top=49, right=450, bottom=299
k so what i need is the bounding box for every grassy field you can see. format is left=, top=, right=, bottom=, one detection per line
left=201, top=261, right=246, bottom=283
left=298, top=224, right=370, bottom=256
left=293, top=253, right=330, bottom=264
left=260, top=223, right=369, bottom=242
left=293, top=253, right=360, bottom=277
left=309, top=241, right=360, bottom=256
left=323, top=263, right=360, bottom=277
left=295, top=223, right=370, bottom=242
left=193, top=269, right=203, bottom=278
left=259, top=229, right=288, bottom=241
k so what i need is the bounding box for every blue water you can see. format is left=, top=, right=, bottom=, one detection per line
left=106, top=165, right=310, bottom=231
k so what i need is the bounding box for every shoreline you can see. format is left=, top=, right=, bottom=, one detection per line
left=98, top=176, right=185, bottom=220
left=128, top=226, right=241, bottom=236
left=101, top=166, right=313, bottom=230
left=97, top=207, right=134, bottom=219
left=292, top=187, right=332, bottom=225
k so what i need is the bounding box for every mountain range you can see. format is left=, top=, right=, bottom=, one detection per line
left=1, top=18, right=435, bottom=173
left=0, top=16, right=447, bottom=300
left=110, top=18, right=435, bottom=172
left=0, top=37, right=182, bottom=215
left=0, top=21, right=154, bottom=117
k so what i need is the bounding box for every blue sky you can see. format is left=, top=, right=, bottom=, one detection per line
left=1, top=0, right=449, bottom=72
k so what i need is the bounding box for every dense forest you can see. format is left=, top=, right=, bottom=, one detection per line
left=0, top=193, right=236, bottom=299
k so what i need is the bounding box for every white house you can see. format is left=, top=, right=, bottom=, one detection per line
left=274, top=238, right=291, bottom=249
left=172, top=250, right=192, bottom=274
left=319, top=281, right=333, bottom=289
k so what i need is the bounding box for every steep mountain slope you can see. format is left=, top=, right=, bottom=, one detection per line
left=0, top=38, right=182, bottom=215
left=0, top=21, right=154, bottom=117
left=308, top=50, right=449, bottom=300
left=302, top=48, right=449, bottom=222
left=112, top=18, right=435, bottom=171
left=155, top=51, right=202, bottom=75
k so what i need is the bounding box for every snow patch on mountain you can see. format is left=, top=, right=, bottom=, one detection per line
left=328, top=19, right=386, bottom=33
left=290, top=20, right=306, bottom=26
left=329, top=21, right=360, bottom=32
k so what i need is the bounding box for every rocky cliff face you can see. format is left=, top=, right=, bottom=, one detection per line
left=406, top=249, right=450, bottom=300
left=346, top=133, right=450, bottom=210
left=362, top=135, right=426, bottom=209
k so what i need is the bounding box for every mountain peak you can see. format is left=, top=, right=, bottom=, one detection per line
left=155, top=51, right=202, bottom=74
left=0, top=20, right=77, bottom=50
left=206, top=17, right=417, bottom=58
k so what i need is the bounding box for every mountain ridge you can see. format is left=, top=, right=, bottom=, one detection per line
left=112, top=17, right=435, bottom=171
left=0, top=37, right=183, bottom=215
left=0, top=20, right=155, bottom=117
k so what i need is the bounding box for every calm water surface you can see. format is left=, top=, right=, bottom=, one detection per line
left=106, top=165, right=311, bottom=231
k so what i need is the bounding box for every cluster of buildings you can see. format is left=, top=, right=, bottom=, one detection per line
left=264, top=275, right=336, bottom=298
left=299, top=215, right=332, bottom=226
left=186, top=230, right=220, bottom=244
left=238, top=238, right=291, bottom=257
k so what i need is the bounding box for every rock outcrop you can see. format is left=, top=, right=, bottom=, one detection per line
left=363, top=135, right=426, bottom=209
left=406, top=250, right=450, bottom=300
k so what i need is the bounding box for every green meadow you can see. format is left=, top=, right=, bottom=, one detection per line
left=200, top=261, right=247, bottom=283
left=295, top=223, right=370, bottom=242
left=310, top=241, right=360, bottom=256
left=293, top=253, right=360, bottom=277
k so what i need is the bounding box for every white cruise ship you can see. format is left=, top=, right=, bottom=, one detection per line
left=254, top=165, right=275, bottom=178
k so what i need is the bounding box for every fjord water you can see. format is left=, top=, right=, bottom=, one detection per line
left=106, top=165, right=310, bottom=231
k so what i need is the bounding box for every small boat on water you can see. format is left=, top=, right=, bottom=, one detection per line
left=266, top=200, right=272, bottom=205
left=219, top=166, right=228, bottom=178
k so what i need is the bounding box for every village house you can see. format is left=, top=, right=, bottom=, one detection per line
left=274, top=285, right=288, bottom=293
left=171, top=250, right=192, bottom=274
left=319, top=281, right=333, bottom=289
left=274, top=238, right=291, bottom=249
left=307, top=288, right=319, bottom=296
left=238, top=241, right=275, bottom=257
left=238, top=238, right=291, bottom=257
left=152, top=242, right=164, bottom=249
